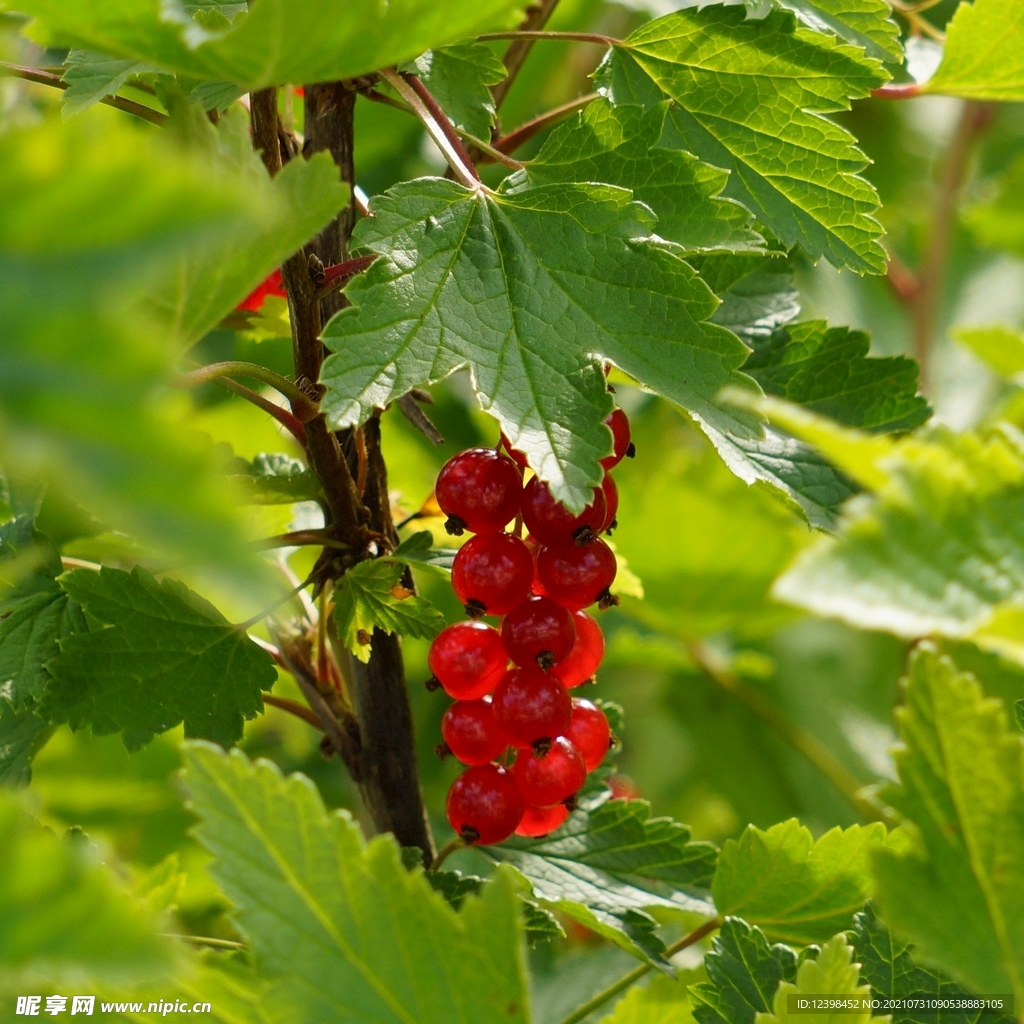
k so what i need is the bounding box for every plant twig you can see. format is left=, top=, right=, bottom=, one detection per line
left=872, top=83, right=923, bottom=100
left=490, top=0, right=563, bottom=111
left=885, top=251, right=919, bottom=307
left=0, top=61, right=168, bottom=126
left=252, top=530, right=349, bottom=551
left=887, top=0, right=946, bottom=41
left=201, top=373, right=307, bottom=445
left=912, top=100, right=996, bottom=388
left=235, top=576, right=315, bottom=631
left=478, top=30, right=618, bottom=47
left=175, top=361, right=319, bottom=421
left=261, top=693, right=325, bottom=730
left=556, top=916, right=722, bottom=1024
left=686, top=640, right=882, bottom=821
left=160, top=934, right=246, bottom=950
left=488, top=92, right=597, bottom=157
left=430, top=837, right=465, bottom=872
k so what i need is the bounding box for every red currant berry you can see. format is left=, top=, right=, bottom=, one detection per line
left=515, top=801, right=570, bottom=837
left=513, top=736, right=586, bottom=807
left=564, top=698, right=611, bottom=771
left=600, top=409, right=632, bottom=470
left=492, top=666, right=572, bottom=748
left=446, top=764, right=523, bottom=845
left=521, top=477, right=607, bottom=547
left=436, top=448, right=522, bottom=535
left=441, top=696, right=509, bottom=765
left=551, top=611, right=605, bottom=687
left=428, top=621, right=507, bottom=699
left=608, top=775, right=639, bottom=801
left=500, top=432, right=529, bottom=469
left=451, top=533, right=533, bottom=616
left=536, top=539, right=618, bottom=611
left=501, top=595, right=576, bottom=670
left=600, top=475, right=619, bottom=534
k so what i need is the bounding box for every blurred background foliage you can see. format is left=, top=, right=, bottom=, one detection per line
left=5, top=0, right=1024, bottom=1017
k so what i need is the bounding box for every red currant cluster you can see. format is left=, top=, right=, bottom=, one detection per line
left=430, top=409, right=634, bottom=846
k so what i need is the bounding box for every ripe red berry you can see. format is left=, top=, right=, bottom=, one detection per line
left=492, top=666, right=572, bottom=748
left=435, top=448, right=522, bottom=535
left=600, top=409, right=632, bottom=470
left=536, top=539, right=618, bottom=611
left=564, top=698, right=611, bottom=771
left=428, top=621, right=507, bottom=699
left=237, top=268, right=286, bottom=312
left=500, top=432, right=529, bottom=469
left=551, top=611, right=605, bottom=687
left=451, top=533, right=533, bottom=616
left=446, top=764, right=523, bottom=845
left=608, top=775, right=639, bottom=801
left=600, top=475, right=619, bottom=534
left=515, top=802, right=570, bottom=837
left=441, top=697, right=509, bottom=765
left=501, top=595, right=576, bottom=670
left=513, top=736, right=586, bottom=807
left=522, top=477, right=607, bottom=547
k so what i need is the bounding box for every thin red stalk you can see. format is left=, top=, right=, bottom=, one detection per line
left=872, top=82, right=923, bottom=100
left=490, top=0, right=562, bottom=111
left=490, top=92, right=598, bottom=156
left=210, top=375, right=307, bottom=445
left=262, top=693, right=325, bottom=730
left=402, top=73, right=481, bottom=183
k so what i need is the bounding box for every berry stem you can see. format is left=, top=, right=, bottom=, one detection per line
left=556, top=916, right=723, bottom=1024
left=430, top=837, right=466, bottom=873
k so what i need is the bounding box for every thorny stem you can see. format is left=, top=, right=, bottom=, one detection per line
left=556, top=917, right=723, bottom=1024
left=175, top=361, right=319, bottom=420
left=430, top=837, right=466, bottom=872
left=378, top=68, right=480, bottom=188
left=686, top=640, right=883, bottom=822
left=206, top=374, right=307, bottom=445
left=912, top=100, right=996, bottom=388
left=487, top=92, right=598, bottom=158
left=261, top=693, right=325, bottom=731
left=490, top=0, right=563, bottom=112
left=0, top=61, right=169, bottom=126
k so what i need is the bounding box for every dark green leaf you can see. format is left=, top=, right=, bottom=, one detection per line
left=690, top=917, right=798, bottom=1024
left=481, top=796, right=717, bottom=965
left=321, top=177, right=757, bottom=512
left=333, top=559, right=446, bottom=663
left=43, top=566, right=275, bottom=751
left=392, top=531, right=456, bottom=575
left=528, top=98, right=763, bottom=253
left=230, top=452, right=321, bottom=505
left=1016, top=699, right=1024, bottom=731
left=849, top=902, right=1016, bottom=1024
left=0, top=701, right=51, bottom=788
left=61, top=49, right=152, bottom=116
left=599, top=7, right=888, bottom=272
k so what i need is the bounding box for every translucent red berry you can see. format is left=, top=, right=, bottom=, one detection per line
left=492, top=666, right=572, bottom=748
left=237, top=268, right=286, bottom=312
left=501, top=595, right=576, bottom=670
left=564, top=698, right=611, bottom=771
left=600, top=409, right=632, bottom=470
left=441, top=697, right=509, bottom=765
left=536, top=539, right=618, bottom=611
left=500, top=432, right=529, bottom=469
left=600, top=475, right=619, bottom=534
left=522, top=477, right=607, bottom=547
left=446, top=764, right=523, bottom=845
left=451, top=533, right=533, bottom=616
left=551, top=611, right=605, bottom=687
left=428, top=621, right=507, bottom=699
left=608, top=775, right=639, bottom=801
left=435, top=448, right=522, bottom=535
left=515, top=802, right=570, bottom=837
left=513, top=736, right=586, bottom=807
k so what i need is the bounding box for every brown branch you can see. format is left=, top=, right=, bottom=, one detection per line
left=262, top=693, right=324, bottom=730
left=490, top=0, right=564, bottom=112
left=488, top=91, right=597, bottom=157
left=0, top=61, right=168, bottom=126
left=912, top=100, right=997, bottom=388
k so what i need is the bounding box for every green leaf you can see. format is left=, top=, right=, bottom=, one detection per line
left=690, top=917, right=798, bottom=1024
left=872, top=646, right=1024, bottom=1002
left=771, top=425, right=1024, bottom=651
left=182, top=741, right=531, bottom=1024
left=0, top=790, right=171, bottom=988
left=965, top=154, right=1024, bottom=259
left=61, top=49, right=153, bottom=116
left=755, top=932, right=874, bottom=1024
left=392, top=530, right=457, bottom=576
left=1017, top=699, right=1024, bottom=731
left=769, top=0, right=903, bottom=64
left=321, top=177, right=756, bottom=512
left=333, top=558, right=446, bottom=663
left=744, top=321, right=930, bottom=432
left=600, top=973, right=697, bottom=1024
left=954, top=325, right=1024, bottom=380
left=146, top=103, right=350, bottom=347
left=707, top=257, right=801, bottom=345
left=924, top=0, right=1024, bottom=101
left=229, top=452, right=322, bottom=505
left=404, top=43, right=506, bottom=142
left=481, top=795, right=717, bottom=966
left=0, top=701, right=51, bottom=788
left=600, top=7, right=889, bottom=273
left=16, top=0, right=526, bottom=90
left=528, top=98, right=764, bottom=253
left=43, top=566, right=276, bottom=751
left=850, top=901, right=1016, bottom=1024
left=713, top=820, right=889, bottom=946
